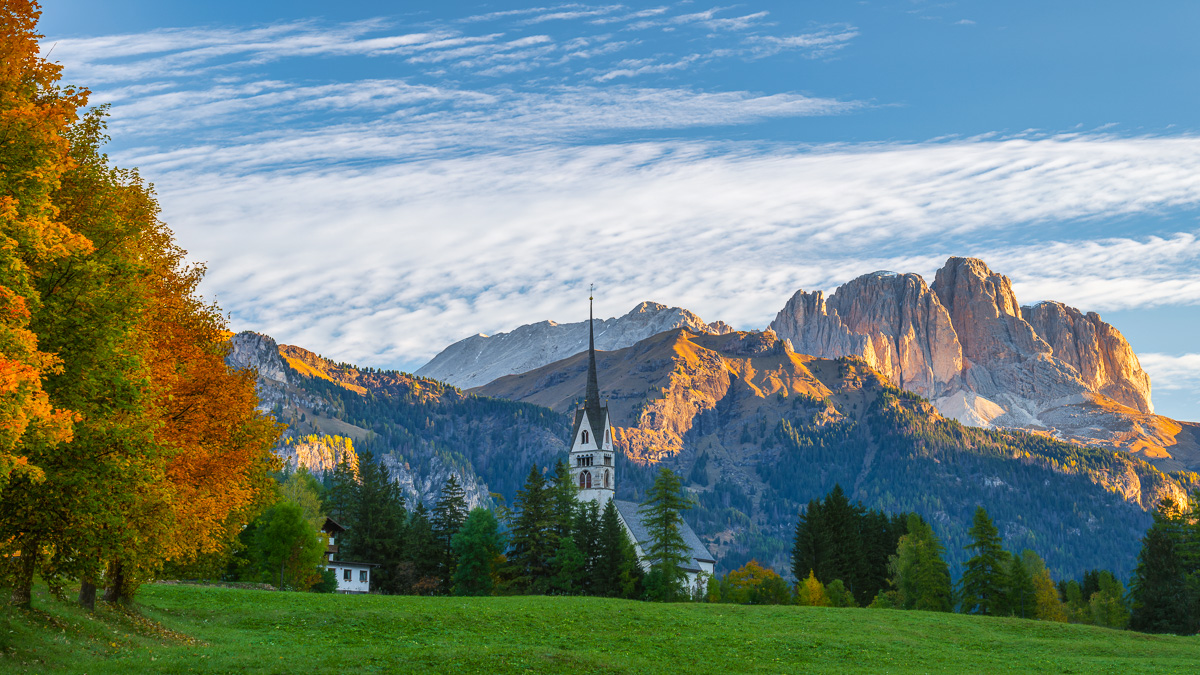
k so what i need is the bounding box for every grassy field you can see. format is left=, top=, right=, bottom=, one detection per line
left=1, top=583, right=1197, bottom=674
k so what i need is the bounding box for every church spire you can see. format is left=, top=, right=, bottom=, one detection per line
left=586, top=285, right=601, bottom=411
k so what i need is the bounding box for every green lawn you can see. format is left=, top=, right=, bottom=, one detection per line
left=1, top=583, right=1197, bottom=674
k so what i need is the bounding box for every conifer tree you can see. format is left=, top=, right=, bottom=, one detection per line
left=595, top=498, right=640, bottom=598
left=1007, top=552, right=1036, bottom=619
left=1129, top=500, right=1198, bottom=634
left=342, top=450, right=407, bottom=593
left=432, top=474, right=468, bottom=593
left=550, top=535, right=586, bottom=595
left=796, top=570, right=830, bottom=606
left=400, top=502, right=440, bottom=595
left=451, top=508, right=503, bottom=597
left=640, top=467, right=692, bottom=601
left=548, top=460, right=578, bottom=539
left=791, top=499, right=824, bottom=585
left=506, top=466, right=554, bottom=593
left=572, top=499, right=601, bottom=593
left=959, top=506, right=1010, bottom=616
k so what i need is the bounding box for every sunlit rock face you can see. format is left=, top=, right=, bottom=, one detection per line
left=770, top=271, right=963, bottom=400
left=770, top=256, right=1157, bottom=441
left=1022, top=300, right=1153, bottom=414
left=416, top=301, right=731, bottom=389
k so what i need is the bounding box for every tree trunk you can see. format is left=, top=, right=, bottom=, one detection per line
left=10, top=540, right=37, bottom=608
left=79, top=580, right=97, bottom=611
left=103, top=561, right=127, bottom=604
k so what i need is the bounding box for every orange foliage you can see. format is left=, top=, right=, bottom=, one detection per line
left=0, top=0, right=91, bottom=490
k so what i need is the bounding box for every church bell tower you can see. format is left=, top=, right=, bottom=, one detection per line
left=569, top=291, right=614, bottom=506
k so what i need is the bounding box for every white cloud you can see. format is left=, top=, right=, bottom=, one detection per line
left=129, top=133, right=1200, bottom=371
left=1139, top=354, right=1200, bottom=391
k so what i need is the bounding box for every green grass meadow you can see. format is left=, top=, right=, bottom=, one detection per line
left=1, top=583, right=1197, bottom=674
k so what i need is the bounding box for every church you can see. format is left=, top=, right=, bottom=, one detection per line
left=568, top=298, right=715, bottom=594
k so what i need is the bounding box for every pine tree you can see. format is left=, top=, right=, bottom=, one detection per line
left=959, top=506, right=1010, bottom=616
left=572, top=500, right=600, bottom=594
left=640, top=467, right=692, bottom=602
left=548, top=460, right=578, bottom=539
left=342, top=451, right=406, bottom=594
left=791, top=499, right=823, bottom=585
left=595, top=498, right=640, bottom=598
left=1129, top=500, right=1198, bottom=634
left=506, top=466, right=554, bottom=593
left=432, top=474, right=468, bottom=594
left=550, top=536, right=586, bottom=594
left=451, top=508, right=503, bottom=597
left=400, top=502, right=440, bottom=595
left=1007, top=552, right=1036, bottom=619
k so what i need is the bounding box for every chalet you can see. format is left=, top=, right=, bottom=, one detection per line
left=320, top=517, right=378, bottom=594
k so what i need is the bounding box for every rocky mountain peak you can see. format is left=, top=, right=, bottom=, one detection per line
left=416, top=300, right=730, bottom=389
left=769, top=257, right=1164, bottom=460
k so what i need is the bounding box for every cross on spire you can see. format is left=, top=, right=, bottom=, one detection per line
left=586, top=284, right=600, bottom=411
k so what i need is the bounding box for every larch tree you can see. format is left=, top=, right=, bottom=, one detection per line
left=639, top=467, right=692, bottom=602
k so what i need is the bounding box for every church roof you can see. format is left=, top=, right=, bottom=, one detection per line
left=613, top=499, right=716, bottom=573
left=571, top=296, right=609, bottom=447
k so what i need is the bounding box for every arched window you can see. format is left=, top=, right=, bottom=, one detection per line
left=579, top=470, right=591, bottom=489
left=582, top=430, right=589, bottom=444
left=604, top=470, right=610, bottom=488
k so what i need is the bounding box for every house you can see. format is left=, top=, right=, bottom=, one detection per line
left=569, top=298, right=716, bottom=594
left=320, top=517, right=378, bottom=594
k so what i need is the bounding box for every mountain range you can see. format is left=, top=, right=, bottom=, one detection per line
left=226, top=257, right=1198, bottom=581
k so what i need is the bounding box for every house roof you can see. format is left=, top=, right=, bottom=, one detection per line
left=322, top=516, right=346, bottom=534
left=613, top=499, right=715, bottom=573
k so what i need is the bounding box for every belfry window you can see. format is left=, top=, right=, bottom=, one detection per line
left=582, top=430, right=589, bottom=444
left=604, top=455, right=611, bottom=466
left=579, top=470, right=592, bottom=489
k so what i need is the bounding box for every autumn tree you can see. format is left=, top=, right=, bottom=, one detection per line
left=796, top=570, right=830, bottom=607
left=0, top=0, right=91, bottom=607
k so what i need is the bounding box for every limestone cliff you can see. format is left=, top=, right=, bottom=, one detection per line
left=416, top=301, right=731, bottom=389
left=768, top=257, right=1182, bottom=467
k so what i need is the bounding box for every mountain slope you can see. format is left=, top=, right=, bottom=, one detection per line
left=227, top=331, right=570, bottom=508
left=476, top=328, right=1198, bottom=579
left=416, top=300, right=732, bottom=389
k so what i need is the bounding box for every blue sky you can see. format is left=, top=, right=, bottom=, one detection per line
left=40, top=1, right=1200, bottom=420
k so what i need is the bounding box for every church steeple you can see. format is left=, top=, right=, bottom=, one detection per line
left=585, top=289, right=601, bottom=416
left=569, top=287, right=614, bottom=506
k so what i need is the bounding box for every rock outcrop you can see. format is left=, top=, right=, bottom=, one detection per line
left=769, top=257, right=1174, bottom=464
left=416, top=301, right=731, bottom=389
left=769, top=271, right=963, bottom=400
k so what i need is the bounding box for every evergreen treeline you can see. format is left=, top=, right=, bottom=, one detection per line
left=236, top=452, right=673, bottom=599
